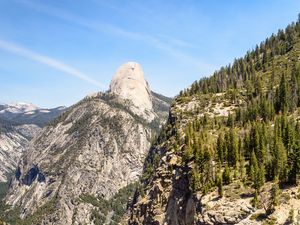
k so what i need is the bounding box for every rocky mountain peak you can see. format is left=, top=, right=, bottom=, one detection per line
left=109, top=62, right=154, bottom=121
left=3, top=102, right=38, bottom=113
left=2, top=79, right=171, bottom=224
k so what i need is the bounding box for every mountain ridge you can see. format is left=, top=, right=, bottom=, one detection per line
left=1, top=62, right=171, bottom=225
left=126, top=17, right=300, bottom=225
left=0, top=103, right=66, bottom=182
left=0, top=103, right=66, bottom=127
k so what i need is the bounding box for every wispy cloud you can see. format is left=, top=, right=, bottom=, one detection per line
left=0, top=39, right=104, bottom=88
left=16, top=0, right=214, bottom=73
left=93, top=1, right=197, bottom=49
left=157, top=34, right=197, bottom=48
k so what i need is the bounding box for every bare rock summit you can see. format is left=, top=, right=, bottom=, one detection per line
left=109, top=62, right=154, bottom=121
left=3, top=62, right=171, bottom=225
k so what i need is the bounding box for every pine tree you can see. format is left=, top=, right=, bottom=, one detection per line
left=252, top=191, right=259, bottom=208
left=273, top=137, right=288, bottom=182
left=278, top=73, right=288, bottom=113
left=288, top=139, right=300, bottom=185
left=227, top=113, right=234, bottom=127
left=216, top=172, right=223, bottom=197
left=223, top=165, right=232, bottom=185
left=289, top=66, right=298, bottom=111
left=250, top=151, right=265, bottom=192
left=227, top=130, right=239, bottom=167
left=268, top=179, right=280, bottom=213
left=238, top=138, right=246, bottom=181
left=217, top=133, right=225, bottom=162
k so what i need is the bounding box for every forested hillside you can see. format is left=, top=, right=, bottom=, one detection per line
left=128, top=16, right=300, bottom=225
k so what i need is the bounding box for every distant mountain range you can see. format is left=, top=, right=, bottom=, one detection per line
left=0, top=103, right=66, bottom=182
left=0, top=103, right=66, bottom=127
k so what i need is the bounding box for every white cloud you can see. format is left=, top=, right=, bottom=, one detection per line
left=0, top=39, right=105, bottom=88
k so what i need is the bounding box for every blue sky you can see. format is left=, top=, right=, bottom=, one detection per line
left=0, top=0, right=299, bottom=107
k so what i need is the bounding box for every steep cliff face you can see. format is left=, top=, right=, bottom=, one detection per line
left=4, top=62, right=171, bottom=225
left=0, top=121, right=40, bottom=182
left=127, top=100, right=198, bottom=225
left=110, top=62, right=154, bottom=122
left=0, top=105, right=65, bottom=182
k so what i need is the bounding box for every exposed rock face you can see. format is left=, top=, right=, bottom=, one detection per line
left=5, top=63, right=171, bottom=225
left=0, top=104, right=65, bottom=182
left=127, top=109, right=194, bottom=225
left=110, top=62, right=154, bottom=121
left=0, top=122, right=40, bottom=182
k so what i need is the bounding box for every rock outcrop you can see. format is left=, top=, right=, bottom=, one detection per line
left=0, top=105, right=65, bottom=182
left=4, top=62, right=171, bottom=225
left=127, top=93, right=300, bottom=225
left=110, top=62, right=154, bottom=121
left=0, top=122, right=40, bottom=182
